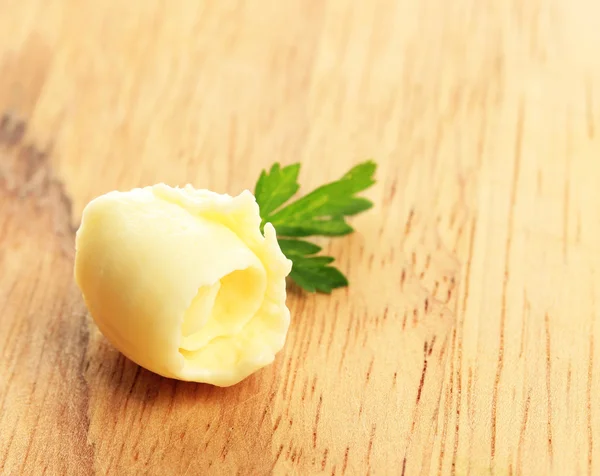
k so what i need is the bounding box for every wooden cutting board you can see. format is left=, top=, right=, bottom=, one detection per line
left=1, top=1, right=600, bottom=474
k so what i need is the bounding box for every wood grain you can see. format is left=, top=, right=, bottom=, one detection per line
left=1, top=0, right=600, bottom=474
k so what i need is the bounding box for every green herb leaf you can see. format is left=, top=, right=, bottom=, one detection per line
left=267, top=161, right=376, bottom=237
left=280, top=239, right=348, bottom=293
left=254, top=163, right=300, bottom=219
left=254, top=160, right=376, bottom=293
left=278, top=238, right=322, bottom=256
left=274, top=217, right=354, bottom=238
left=290, top=265, right=348, bottom=294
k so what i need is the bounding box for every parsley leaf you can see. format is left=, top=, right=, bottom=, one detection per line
left=254, top=163, right=300, bottom=219
left=278, top=238, right=322, bottom=256
left=267, top=161, right=376, bottom=237
left=255, top=160, right=376, bottom=293
left=278, top=239, right=348, bottom=293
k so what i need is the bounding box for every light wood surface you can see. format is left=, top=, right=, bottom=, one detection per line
left=1, top=0, right=600, bottom=474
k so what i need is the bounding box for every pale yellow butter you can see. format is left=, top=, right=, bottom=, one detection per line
left=74, top=184, right=292, bottom=387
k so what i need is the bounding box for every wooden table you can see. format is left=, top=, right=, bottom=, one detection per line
left=1, top=1, right=599, bottom=474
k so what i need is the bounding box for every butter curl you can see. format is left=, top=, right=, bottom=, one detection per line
left=75, top=184, right=292, bottom=387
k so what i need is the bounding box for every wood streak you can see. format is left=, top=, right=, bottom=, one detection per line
left=405, top=209, right=414, bottom=236
left=516, top=392, right=532, bottom=476
left=437, top=327, right=456, bottom=476
left=416, top=357, right=428, bottom=405
left=313, top=395, right=323, bottom=448
left=588, top=333, right=595, bottom=476
left=491, top=98, right=524, bottom=463
left=544, top=313, right=554, bottom=460
left=585, top=78, right=595, bottom=138
left=520, top=293, right=528, bottom=359
left=366, top=358, right=374, bottom=383
left=342, top=447, right=350, bottom=475
left=321, top=448, right=328, bottom=470
left=366, top=424, right=376, bottom=471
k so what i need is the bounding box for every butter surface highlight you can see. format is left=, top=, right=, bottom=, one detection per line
left=75, top=184, right=292, bottom=387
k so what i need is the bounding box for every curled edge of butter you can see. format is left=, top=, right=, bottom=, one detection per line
left=74, top=183, right=292, bottom=387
